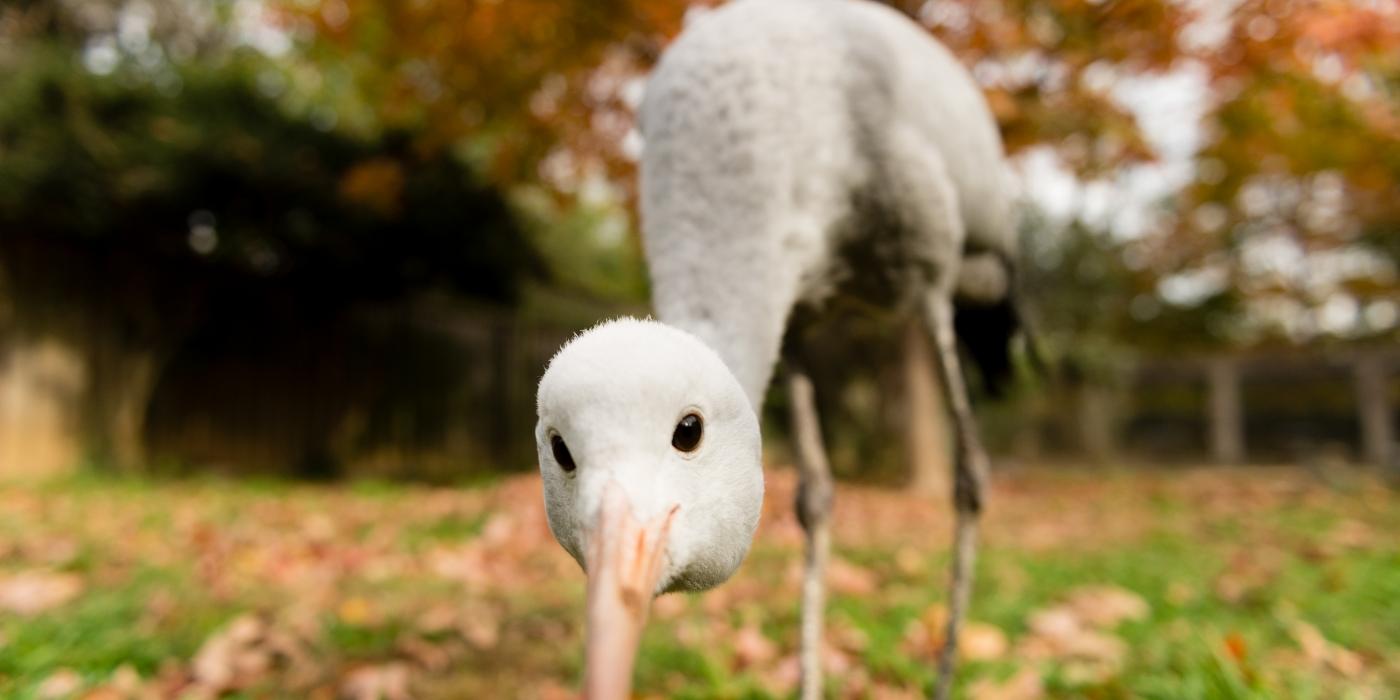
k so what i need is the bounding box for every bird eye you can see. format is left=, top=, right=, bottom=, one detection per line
left=550, top=434, right=576, bottom=472
left=671, top=413, right=703, bottom=452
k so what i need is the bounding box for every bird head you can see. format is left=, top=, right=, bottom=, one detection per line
left=535, top=317, right=764, bottom=697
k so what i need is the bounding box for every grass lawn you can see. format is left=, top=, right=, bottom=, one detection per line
left=0, top=466, right=1395, bottom=699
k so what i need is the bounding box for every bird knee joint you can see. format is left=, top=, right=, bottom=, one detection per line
left=954, top=472, right=984, bottom=514
left=796, top=476, right=833, bottom=531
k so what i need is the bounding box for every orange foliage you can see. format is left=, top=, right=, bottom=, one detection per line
left=277, top=0, right=1399, bottom=326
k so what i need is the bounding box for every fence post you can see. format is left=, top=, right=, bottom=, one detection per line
left=902, top=321, right=950, bottom=497
left=1354, top=354, right=1393, bottom=471
left=1207, top=358, right=1245, bottom=464
left=1078, top=384, right=1117, bottom=463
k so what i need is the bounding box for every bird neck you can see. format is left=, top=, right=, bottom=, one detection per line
left=659, top=310, right=785, bottom=411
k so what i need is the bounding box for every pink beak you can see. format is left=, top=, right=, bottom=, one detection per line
left=582, top=482, right=680, bottom=699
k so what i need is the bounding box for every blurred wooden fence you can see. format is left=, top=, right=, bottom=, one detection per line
left=2, top=305, right=1395, bottom=479
left=1016, top=349, right=1397, bottom=471
left=0, top=301, right=578, bottom=480
left=142, top=304, right=579, bottom=480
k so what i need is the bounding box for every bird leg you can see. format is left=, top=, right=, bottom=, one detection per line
left=788, top=367, right=834, bottom=700
left=924, top=296, right=990, bottom=700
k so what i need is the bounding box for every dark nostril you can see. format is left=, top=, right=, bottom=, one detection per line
left=551, top=434, right=576, bottom=472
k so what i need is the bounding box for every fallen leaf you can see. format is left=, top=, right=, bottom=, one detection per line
left=759, top=654, right=801, bottom=696
left=831, top=619, right=870, bottom=654
left=108, top=665, right=143, bottom=694
left=341, top=662, right=411, bottom=700
left=961, top=622, right=1009, bottom=661
left=37, top=668, right=83, bottom=699
left=1026, top=607, right=1078, bottom=641
left=1018, top=605, right=1127, bottom=684
left=191, top=614, right=273, bottom=693
left=839, top=666, right=874, bottom=696
left=337, top=596, right=376, bottom=626
left=894, top=546, right=924, bottom=576
left=414, top=604, right=459, bottom=634
left=867, top=682, right=922, bottom=699
left=828, top=558, right=878, bottom=596
left=652, top=593, right=687, bottom=620
left=1224, top=631, right=1248, bottom=663
left=1290, top=621, right=1364, bottom=677
left=530, top=678, right=578, bottom=700
left=398, top=634, right=455, bottom=672
left=459, top=608, right=501, bottom=650
left=970, top=667, right=1044, bottom=700
left=1062, top=585, right=1149, bottom=628
left=1166, top=581, right=1196, bottom=606
left=732, top=623, right=778, bottom=669
left=1215, top=548, right=1284, bottom=603
left=0, top=570, right=83, bottom=615
left=1325, top=519, right=1376, bottom=550
left=77, top=688, right=124, bottom=700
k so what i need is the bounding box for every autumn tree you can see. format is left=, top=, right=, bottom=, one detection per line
left=1165, top=0, right=1399, bottom=346
left=0, top=2, right=537, bottom=470
left=269, top=0, right=1399, bottom=475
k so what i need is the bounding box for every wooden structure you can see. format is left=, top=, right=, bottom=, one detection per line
left=1111, top=348, right=1397, bottom=470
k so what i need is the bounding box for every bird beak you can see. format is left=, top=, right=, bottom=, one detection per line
left=582, top=481, right=680, bottom=699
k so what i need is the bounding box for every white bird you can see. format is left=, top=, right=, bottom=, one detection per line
left=535, top=1, right=1024, bottom=698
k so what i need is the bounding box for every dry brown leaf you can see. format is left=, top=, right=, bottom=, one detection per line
left=827, top=558, right=878, bottom=596
left=894, top=546, right=924, bottom=576
left=922, top=604, right=949, bottom=644
left=732, top=623, right=778, bottom=669
left=1026, top=607, right=1079, bottom=642
left=1215, top=547, right=1284, bottom=603
left=961, top=622, right=1010, bottom=661
left=0, top=570, right=83, bottom=616
left=1290, top=621, right=1365, bottom=677
left=398, top=634, right=455, bottom=672
left=337, top=596, right=377, bottom=626
left=414, top=604, right=460, bottom=635
left=1166, top=581, right=1196, bottom=606
left=901, top=605, right=942, bottom=659
left=831, top=620, right=870, bottom=654
left=867, top=682, right=923, bottom=700
left=191, top=613, right=273, bottom=693
left=1326, top=519, right=1376, bottom=550
left=37, top=538, right=81, bottom=567
left=1224, top=631, right=1249, bottom=664
left=1063, top=585, right=1149, bottom=628
left=529, top=678, right=579, bottom=700
left=675, top=619, right=709, bottom=647
left=107, top=665, right=143, bottom=694
left=77, top=688, right=125, bottom=700
left=37, top=668, right=83, bottom=699
left=341, top=662, right=412, bottom=700
left=900, top=606, right=1006, bottom=663
left=651, top=593, right=687, bottom=620
left=970, top=668, right=1044, bottom=700
left=1018, top=605, right=1127, bottom=683
left=759, top=654, right=802, bottom=697
left=839, top=666, right=874, bottom=696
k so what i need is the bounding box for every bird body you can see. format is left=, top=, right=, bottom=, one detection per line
left=641, top=0, right=1017, bottom=406
left=538, top=1, right=1018, bottom=697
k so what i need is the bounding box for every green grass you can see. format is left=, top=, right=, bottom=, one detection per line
left=0, top=467, right=1395, bottom=698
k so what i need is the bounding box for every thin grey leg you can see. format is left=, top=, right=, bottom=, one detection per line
left=788, top=367, right=833, bottom=700
left=923, top=296, right=990, bottom=700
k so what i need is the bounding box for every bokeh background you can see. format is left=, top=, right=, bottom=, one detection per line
left=0, top=1, right=1396, bottom=698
